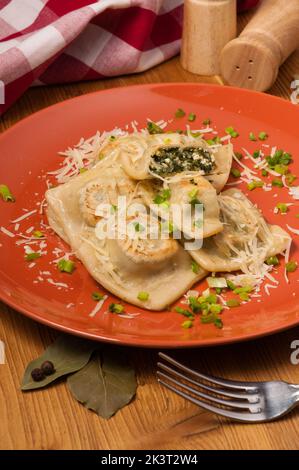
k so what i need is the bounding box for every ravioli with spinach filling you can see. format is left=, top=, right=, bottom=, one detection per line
left=149, top=146, right=215, bottom=177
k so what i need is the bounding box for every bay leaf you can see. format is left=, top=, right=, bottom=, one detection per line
left=21, top=335, right=98, bottom=391
left=67, top=348, right=136, bottom=419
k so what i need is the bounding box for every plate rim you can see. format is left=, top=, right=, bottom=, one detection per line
left=1, top=82, right=299, bottom=348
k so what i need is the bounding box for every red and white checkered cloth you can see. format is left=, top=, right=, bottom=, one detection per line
left=0, top=0, right=260, bottom=116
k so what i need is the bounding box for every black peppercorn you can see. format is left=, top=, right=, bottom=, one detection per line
left=41, top=360, right=55, bottom=376
left=31, top=368, right=45, bottom=382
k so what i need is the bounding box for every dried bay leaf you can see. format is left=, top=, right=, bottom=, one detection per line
left=67, top=348, right=136, bottom=419
left=21, top=335, right=98, bottom=391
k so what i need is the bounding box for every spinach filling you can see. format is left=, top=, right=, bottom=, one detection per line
left=149, top=146, right=215, bottom=177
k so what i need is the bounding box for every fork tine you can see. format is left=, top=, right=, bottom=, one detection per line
left=158, top=352, right=258, bottom=393
left=158, top=363, right=260, bottom=403
left=157, top=371, right=261, bottom=411
left=158, top=379, right=264, bottom=423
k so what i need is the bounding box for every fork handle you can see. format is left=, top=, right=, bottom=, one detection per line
left=290, top=384, right=299, bottom=401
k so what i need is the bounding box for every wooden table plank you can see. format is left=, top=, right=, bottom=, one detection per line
left=1, top=12, right=299, bottom=450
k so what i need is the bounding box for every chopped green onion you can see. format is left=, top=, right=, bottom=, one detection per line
left=190, top=198, right=203, bottom=208
left=286, top=261, right=297, bottom=273
left=188, top=296, right=202, bottom=314
left=239, top=292, right=250, bottom=301
left=253, top=150, right=260, bottom=159
left=247, top=180, right=263, bottom=191
left=249, top=132, right=257, bottom=141
left=286, top=174, right=296, bottom=186
left=57, top=259, right=75, bottom=274
left=191, top=261, right=200, bottom=274
left=204, top=294, right=217, bottom=304
left=225, top=126, right=239, bottom=138
left=200, top=311, right=222, bottom=327
left=147, top=121, right=164, bottom=134
left=133, top=222, right=144, bottom=232
left=234, top=286, right=253, bottom=294
left=175, top=307, right=194, bottom=319
left=109, top=135, right=116, bottom=141
left=226, top=299, right=240, bottom=308
left=234, top=152, right=243, bottom=160
left=272, top=179, right=283, bottom=188
left=161, top=220, right=174, bottom=234
left=231, top=168, right=241, bottom=178
left=266, top=150, right=292, bottom=168
left=274, top=164, right=289, bottom=175
left=214, top=318, right=223, bottom=329
left=137, top=291, right=149, bottom=301
left=226, top=279, right=236, bottom=290
left=215, top=288, right=222, bottom=295
left=182, top=320, right=193, bottom=329
left=0, top=184, right=15, bottom=202
left=258, top=131, right=268, bottom=141
left=159, top=201, right=170, bottom=210
left=153, top=195, right=164, bottom=204
left=209, top=304, right=223, bottom=314
left=109, top=303, right=125, bottom=314
left=188, top=188, right=198, bottom=200
left=194, top=219, right=203, bottom=228
left=261, top=169, right=268, bottom=177
left=175, top=108, right=186, bottom=118
left=25, top=252, right=41, bottom=262
left=273, top=149, right=283, bottom=158
left=153, top=188, right=171, bottom=205
left=92, top=292, right=104, bottom=301
left=162, top=189, right=171, bottom=199
left=276, top=203, right=288, bottom=214
left=191, top=131, right=202, bottom=138
left=79, top=168, right=88, bottom=174
left=202, top=118, right=211, bottom=125
left=111, top=204, right=117, bottom=213
left=188, top=113, right=196, bottom=122
left=266, top=256, right=279, bottom=266
left=33, top=230, right=44, bottom=238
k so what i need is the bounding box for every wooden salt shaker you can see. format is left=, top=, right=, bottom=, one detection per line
left=220, top=0, right=299, bottom=91
left=181, top=0, right=237, bottom=76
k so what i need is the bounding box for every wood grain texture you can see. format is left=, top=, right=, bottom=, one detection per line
left=221, top=0, right=299, bottom=91
left=1, top=13, right=299, bottom=450
left=181, top=0, right=237, bottom=75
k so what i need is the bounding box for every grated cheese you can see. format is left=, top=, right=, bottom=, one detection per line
left=89, top=295, right=108, bottom=317
left=264, top=283, right=278, bottom=296
left=289, top=186, right=299, bottom=200
left=47, top=278, right=69, bottom=288
left=286, top=224, right=299, bottom=236
left=11, top=209, right=37, bottom=223
left=0, top=227, right=15, bottom=238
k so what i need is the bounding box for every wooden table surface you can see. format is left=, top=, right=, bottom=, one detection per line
left=1, top=13, right=299, bottom=450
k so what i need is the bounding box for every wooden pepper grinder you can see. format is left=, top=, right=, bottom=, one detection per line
left=221, top=0, right=299, bottom=91
left=181, top=0, right=237, bottom=76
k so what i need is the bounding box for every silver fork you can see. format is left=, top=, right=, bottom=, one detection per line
left=157, top=352, right=299, bottom=423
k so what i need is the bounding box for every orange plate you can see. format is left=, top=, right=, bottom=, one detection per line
left=1, top=83, right=299, bottom=348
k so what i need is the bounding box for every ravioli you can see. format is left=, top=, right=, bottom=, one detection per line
left=46, top=155, right=207, bottom=311
left=120, top=133, right=233, bottom=192
left=139, top=175, right=223, bottom=240
left=190, top=189, right=291, bottom=273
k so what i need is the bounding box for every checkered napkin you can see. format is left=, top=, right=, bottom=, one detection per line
left=0, top=0, right=259, bottom=116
